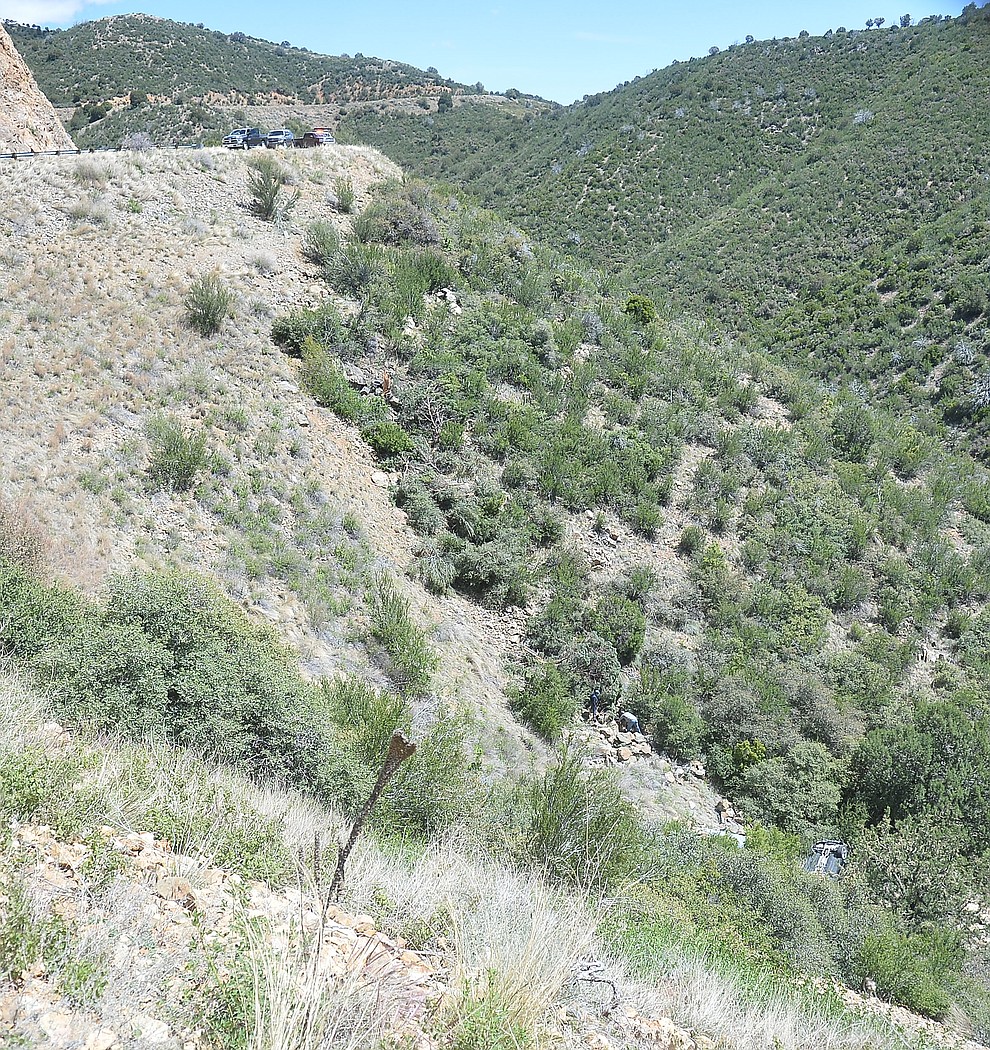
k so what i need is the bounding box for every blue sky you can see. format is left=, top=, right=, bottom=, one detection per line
left=1, top=0, right=973, bottom=102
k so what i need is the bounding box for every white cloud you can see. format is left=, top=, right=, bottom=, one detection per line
left=0, top=0, right=111, bottom=25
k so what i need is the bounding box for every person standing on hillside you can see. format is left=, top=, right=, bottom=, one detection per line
left=585, top=686, right=602, bottom=722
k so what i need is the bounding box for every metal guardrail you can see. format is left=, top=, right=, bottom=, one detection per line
left=0, top=144, right=206, bottom=160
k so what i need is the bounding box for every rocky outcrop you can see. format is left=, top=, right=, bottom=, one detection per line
left=0, top=23, right=74, bottom=152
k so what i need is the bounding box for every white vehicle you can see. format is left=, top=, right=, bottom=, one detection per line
left=264, top=129, right=295, bottom=149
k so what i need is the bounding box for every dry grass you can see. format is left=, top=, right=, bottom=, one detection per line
left=0, top=673, right=930, bottom=1050
left=0, top=495, right=50, bottom=570
left=244, top=919, right=414, bottom=1050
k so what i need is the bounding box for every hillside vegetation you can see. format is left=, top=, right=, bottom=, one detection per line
left=1, top=141, right=988, bottom=1044
left=5, top=15, right=545, bottom=151
left=341, top=6, right=990, bottom=459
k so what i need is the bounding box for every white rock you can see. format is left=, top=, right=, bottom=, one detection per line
left=371, top=471, right=389, bottom=487
left=132, top=1015, right=171, bottom=1043
left=39, top=721, right=69, bottom=749
left=38, top=1010, right=76, bottom=1042
left=85, top=1029, right=119, bottom=1050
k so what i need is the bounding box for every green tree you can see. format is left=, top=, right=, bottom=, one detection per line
left=847, top=701, right=990, bottom=853
left=737, top=741, right=843, bottom=834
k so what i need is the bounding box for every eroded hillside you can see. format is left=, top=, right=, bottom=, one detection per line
left=0, top=146, right=530, bottom=749
left=0, top=22, right=73, bottom=152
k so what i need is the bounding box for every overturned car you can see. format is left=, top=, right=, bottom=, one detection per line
left=803, top=840, right=849, bottom=877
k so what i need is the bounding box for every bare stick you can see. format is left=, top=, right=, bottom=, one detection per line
left=327, top=730, right=417, bottom=903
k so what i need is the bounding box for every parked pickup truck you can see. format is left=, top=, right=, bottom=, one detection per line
left=222, top=127, right=263, bottom=149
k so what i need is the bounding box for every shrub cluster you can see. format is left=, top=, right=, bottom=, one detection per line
left=184, top=272, right=234, bottom=336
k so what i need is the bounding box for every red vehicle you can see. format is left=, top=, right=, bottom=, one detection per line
left=295, top=128, right=336, bottom=147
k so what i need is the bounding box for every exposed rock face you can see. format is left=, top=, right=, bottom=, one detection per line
left=0, top=23, right=74, bottom=152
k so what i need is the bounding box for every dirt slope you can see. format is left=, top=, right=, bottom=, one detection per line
left=0, top=144, right=530, bottom=767
left=0, top=23, right=74, bottom=152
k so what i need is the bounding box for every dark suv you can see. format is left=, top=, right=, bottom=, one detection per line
left=296, top=128, right=336, bottom=148
left=222, top=127, right=263, bottom=149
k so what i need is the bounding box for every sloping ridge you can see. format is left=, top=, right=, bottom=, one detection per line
left=0, top=22, right=74, bottom=151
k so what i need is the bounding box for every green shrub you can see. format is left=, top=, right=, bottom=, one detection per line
left=853, top=928, right=960, bottom=1018
left=558, top=632, right=621, bottom=704
left=321, top=680, right=472, bottom=835
left=0, top=881, right=46, bottom=982
left=452, top=540, right=531, bottom=608
left=508, top=662, right=576, bottom=741
left=184, top=273, right=234, bottom=335
left=678, top=524, right=705, bottom=555
left=367, top=573, right=438, bottom=696
left=442, top=973, right=532, bottom=1050
left=592, top=592, right=646, bottom=665
left=623, top=564, right=658, bottom=603
left=736, top=741, right=843, bottom=834
left=271, top=302, right=353, bottom=357
left=623, top=294, right=658, bottom=325
left=361, top=419, right=416, bottom=458
left=411, top=537, right=457, bottom=594
left=145, top=413, right=208, bottom=492
left=0, top=750, right=77, bottom=826
left=100, top=570, right=329, bottom=785
left=0, top=559, right=85, bottom=660
left=353, top=195, right=440, bottom=246
left=320, top=675, right=407, bottom=769
left=299, top=340, right=366, bottom=421
left=646, top=693, right=704, bottom=760
left=395, top=478, right=445, bottom=535
left=385, top=707, right=474, bottom=836
left=831, top=402, right=877, bottom=462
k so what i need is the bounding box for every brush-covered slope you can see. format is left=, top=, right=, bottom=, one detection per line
left=6, top=14, right=475, bottom=107
left=342, top=6, right=990, bottom=457
left=1, top=146, right=988, bottom=1043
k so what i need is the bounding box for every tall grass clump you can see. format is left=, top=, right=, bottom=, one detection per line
left=0, top=499, right=48, bottom=572
left=513, top=746, right=640, bottom=895
left=331, top=176, right=355, bottom=214
left=326, top=242, right=384, bottom=296
left=185, top=272, right=235, bottom=335
left=145, top=413, right=208, bottom=492
left=248, top=154, right=299, bottom=222
left=367, top=573, right=438, bottom=697
left=303, top=220, right=340, bottom=266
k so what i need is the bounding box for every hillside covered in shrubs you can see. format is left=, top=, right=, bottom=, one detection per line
left=342, top=6, right=990, bottom=460
left=265, top=171, right=990, bottom=1028
left=5, top=15, right=524, bottom=150
left=1, top=31, right=989, bottom=1045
